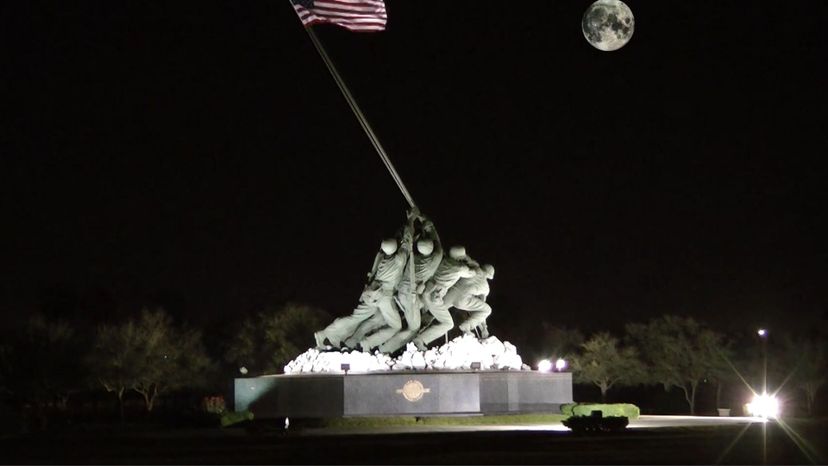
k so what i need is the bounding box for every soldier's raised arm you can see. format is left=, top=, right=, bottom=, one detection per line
left=399, top=216, right=414, bottom=254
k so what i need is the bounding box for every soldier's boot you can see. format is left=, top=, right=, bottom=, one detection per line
left=457, top=323, right=474, bottom=336
left=358, top=338, right=376, bottom=352
left=314, top=331, right=340, bottom=350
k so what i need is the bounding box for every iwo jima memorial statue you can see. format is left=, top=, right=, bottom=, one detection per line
left=234, top=1, right=572, bottom=419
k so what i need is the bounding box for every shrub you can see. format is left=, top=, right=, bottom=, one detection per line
left=220, top=410, right=254, bottom=427
left=202, top=395, right=226, bottom=415
left=560, top=403, right=639, bottom=419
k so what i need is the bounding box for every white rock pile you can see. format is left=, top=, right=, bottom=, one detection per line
left=283, top=334, right=525, bottom=374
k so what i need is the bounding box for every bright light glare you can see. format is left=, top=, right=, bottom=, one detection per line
left=555, top=358, right=567, bottom=371
left=747, top=393, right=779, bottom=418
left=537, top=359, right=553, bottom=373
left=757, top=328, right=767, bottom=337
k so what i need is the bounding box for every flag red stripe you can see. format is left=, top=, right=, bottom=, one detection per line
left=323, top=0, right=384, bottom=5
left=309, top=12, right=386, bottom=23
left=319, top=0, right=384, bottom=7
left=303, top=17, right=385, bottom=29
left=314, top=2, right=385, bottom=13
left=303, top=18, right=385, bottom=31
left=311, top=8, right=386, bottom=19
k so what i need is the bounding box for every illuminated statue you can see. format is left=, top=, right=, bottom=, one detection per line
left=412, top=246, right=477, bottom=349
left=314, top=209, right=497, bottom=355
left=448, top=264, right=494, bottom=338
left=377, top=216, right=443, bottom=353
left=356, top=212, right=419, bottom=351
left=314, top=220, right=413, bottom=349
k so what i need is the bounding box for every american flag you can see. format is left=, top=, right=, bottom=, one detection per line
left=291, top=0, right=387, bottom=32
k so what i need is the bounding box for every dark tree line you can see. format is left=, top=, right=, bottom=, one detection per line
left=543, top=315, right=827, bottom=415
left=0, top=303, right=825, bottom=429
left=0, top=302, right=326, bottom=430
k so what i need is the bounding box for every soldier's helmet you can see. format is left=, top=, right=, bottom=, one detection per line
left=417, top=239, right=434, bottom=256
left=448, top=246, right=466, bottom=260
left=482, top=264, right=495, bottom=279
left=381, top=238, right=398, bottom=255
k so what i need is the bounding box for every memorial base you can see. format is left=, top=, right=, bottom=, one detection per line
left=235, top=370, right=572, bottom=418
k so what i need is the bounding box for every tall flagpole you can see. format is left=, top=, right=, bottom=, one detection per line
left=298, top=21, right=420, bottom=331
left=301, top=25, right=417, bottom=210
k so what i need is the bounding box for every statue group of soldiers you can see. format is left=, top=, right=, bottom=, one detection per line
left=314, top=208, right=495, bottom=354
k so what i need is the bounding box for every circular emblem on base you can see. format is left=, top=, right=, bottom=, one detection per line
left=396, top=379, right=430, bottom=402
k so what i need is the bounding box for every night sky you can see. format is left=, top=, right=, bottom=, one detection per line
left=3, top=1, right=827, bottom=342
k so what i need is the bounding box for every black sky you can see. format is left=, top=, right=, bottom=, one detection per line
left=3, top=1, right=827, bottom=340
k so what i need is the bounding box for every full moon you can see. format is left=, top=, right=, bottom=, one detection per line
left=582, top=0, right=635, bottom=52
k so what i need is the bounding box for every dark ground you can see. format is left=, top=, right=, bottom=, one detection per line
left=1, top=419, right=825, bottom=464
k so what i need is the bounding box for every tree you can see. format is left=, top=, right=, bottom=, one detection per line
left=539, top=324, right=585, bottom=360
left=130, top=309, right=212, bottom=412
left=87, top=319, right=138, bottom=421
left=626, top=315, right=726, bottom=414
left=89, top=308, right=211, bottom=415
left=778, top=333, right=827, bottom=416
left=795, top=338, right=826, bottom=416
left=0, top=315, right=86, bottom=430
left=0, top=317, right=83, bottom=405
left=703, top=336, right=737, bottom=409
left=571, top=332, right=645, bottom=401
left=225, top=302, right=330, bottom=375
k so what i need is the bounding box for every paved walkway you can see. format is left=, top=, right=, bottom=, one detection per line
left=631, top=415, right=761, bottom=428
left=299, top=415, right=763, bottom=436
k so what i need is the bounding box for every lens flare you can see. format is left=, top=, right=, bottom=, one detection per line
left=746, top=393, right=779, bottom=418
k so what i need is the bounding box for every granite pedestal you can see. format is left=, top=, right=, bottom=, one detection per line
left=234, top=370, right=572, bottom=418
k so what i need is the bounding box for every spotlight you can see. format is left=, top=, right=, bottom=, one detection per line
left=239, top=366, right=248, bottom=375
left=537, top=359, right=553, bottom=373
left=555, top=358, right=567, bottom=371
left=757, top=328, right=767, bottom=337
left=746, top=393, right=779, bottom=418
